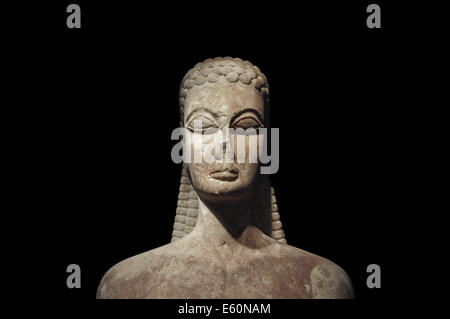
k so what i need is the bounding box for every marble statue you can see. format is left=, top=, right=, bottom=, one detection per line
left=96, top=57, right=354, bottom=299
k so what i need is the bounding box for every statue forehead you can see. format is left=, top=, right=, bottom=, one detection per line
left=184, top=81, right=264, bottom=118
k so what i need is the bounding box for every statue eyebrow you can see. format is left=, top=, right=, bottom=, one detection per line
left=185, top=107, right=223, bottom=123
left=230, top=109, right=264, bottom=125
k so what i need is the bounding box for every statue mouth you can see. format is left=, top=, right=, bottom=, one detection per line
left=209, top=169, right=239, bottom=181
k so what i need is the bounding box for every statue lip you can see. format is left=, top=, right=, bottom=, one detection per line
left=209, top=169, right=239, bottom=181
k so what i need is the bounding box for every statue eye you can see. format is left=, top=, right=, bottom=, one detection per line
left=187, top=116, right=217, bottom=133
left=232, top=117, right=262, bottom=131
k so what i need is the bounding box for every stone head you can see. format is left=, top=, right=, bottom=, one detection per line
left=179, top=57, right=270, bottom=203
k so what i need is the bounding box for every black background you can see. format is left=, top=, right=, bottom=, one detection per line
left=20, top=0, right=415, bottom=317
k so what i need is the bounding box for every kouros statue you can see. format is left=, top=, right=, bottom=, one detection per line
left=96, top=57, right=354, bottom=299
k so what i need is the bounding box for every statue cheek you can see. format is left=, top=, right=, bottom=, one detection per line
left=187, top=162, right=207, bottom=189
left=237, top=163, right=259, bottom=184
left=231, top=135, right=261, bottom=164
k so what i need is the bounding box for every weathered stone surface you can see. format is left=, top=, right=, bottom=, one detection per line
left=97, top=231, right=352, bottom=298
left=97, top=57, right=354, bottom=299
left=97, top=226, right=353, bottom=299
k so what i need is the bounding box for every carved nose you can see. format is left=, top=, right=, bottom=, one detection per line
left=216, top=128, right=234, bottom=163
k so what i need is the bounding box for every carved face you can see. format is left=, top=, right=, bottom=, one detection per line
left=184, top=80, right=264, bottom=202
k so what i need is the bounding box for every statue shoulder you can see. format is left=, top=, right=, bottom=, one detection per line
left=309, top=255, right=355, bottom=299
left=96, top=243, right=172, bottom=299
left=272, top=243, right=354, bottom=299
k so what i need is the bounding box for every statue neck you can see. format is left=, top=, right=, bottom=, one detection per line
left=194, top=196, right=268, bottom=248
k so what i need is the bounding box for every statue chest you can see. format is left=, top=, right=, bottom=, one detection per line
left=139, top=253, right=312, bottom=298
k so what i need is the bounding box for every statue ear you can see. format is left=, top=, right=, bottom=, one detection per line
left=170, top=166, right=287, bottom=244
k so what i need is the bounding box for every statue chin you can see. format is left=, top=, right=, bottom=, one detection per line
left=187, top=165, right=260, bottom=203
left=194, top=182, right=253, bottom=204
